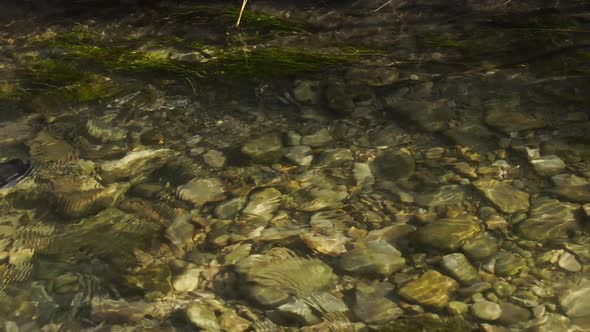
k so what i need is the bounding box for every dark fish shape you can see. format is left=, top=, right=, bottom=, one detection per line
left=0, top=159, right=32, bottom=188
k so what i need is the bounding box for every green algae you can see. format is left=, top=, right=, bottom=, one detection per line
left=172, top=6, right=307, bottom=33
left=222, top=8, right=307, bottom=33
left=0, top=82, right=20, bottom=101
left=18, top=57, right=121, bottom=103
left=22, top=59, right=87, bottom=86
left=421, top=33, right=469, bottom=50
left=29, top=30, right=357, bottom=81
left=212, top=47, right=358, bottom=78
left=418, top=13, right=584, bottom=70
left=44, top=78, right=121, bottom=103
left=382, top=315, right=474, bottom=332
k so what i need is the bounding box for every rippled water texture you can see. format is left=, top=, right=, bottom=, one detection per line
left=1, top=0, right=590, bottom=331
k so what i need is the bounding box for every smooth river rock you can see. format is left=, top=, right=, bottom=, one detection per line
left=371, top=150, right=415, bottom=181
left=559, top=280, right=590, bottom=318
left=340, top=240, right=406, bottom=276
left=177, top=178, right=226, bottom=206
left=471, top=300, right=502, bottom=321
left=414, top=216, right=481, bottom=251
left=441, top=253, right=481, bottom=285
left=473, top=178, right=530, bottom=214
left=485, top=110, right=546, bottom=133
left=517, top=197, right=580, bottom=242
left=530, top=155, right=566, bottom=177
left=241, top=133, right=284, bottom=163
left=398, top=270, right=459, bottom=308
left=100, top=148, right=176, bottom=182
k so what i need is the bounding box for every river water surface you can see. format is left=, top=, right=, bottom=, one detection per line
left=1, top=1, right=590, bottom=331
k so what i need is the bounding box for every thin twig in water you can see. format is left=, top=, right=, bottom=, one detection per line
left=236, top=0, right=249, bottom=27
left=372, top=0, right=393, bottom=13
left=184, top=76, right=198, bottom=97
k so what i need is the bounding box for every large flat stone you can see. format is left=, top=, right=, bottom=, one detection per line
left=473, top=178, right=529, bottom=214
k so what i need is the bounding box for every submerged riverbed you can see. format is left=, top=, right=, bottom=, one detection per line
left=1, top=1, right=590, bottom=331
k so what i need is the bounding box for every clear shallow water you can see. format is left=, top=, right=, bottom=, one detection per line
left=1, top=1, right=590, bottom=331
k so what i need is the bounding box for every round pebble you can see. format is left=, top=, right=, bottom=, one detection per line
left=471, top=300, right=502, bottom=321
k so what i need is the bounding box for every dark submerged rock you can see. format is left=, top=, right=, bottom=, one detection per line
left=0, top=159, right=32, bottom=188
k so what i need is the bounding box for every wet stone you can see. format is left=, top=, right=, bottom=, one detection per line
left=441, top=253, right=481, bottom=286
left=0, top=159, right=32, bottom=189
left=177, top=178, right=226, bottom=206
left=462, top=232, right=499, bottom=262
left=494, top=251, right=526, bottom=277
left=353, top=162, right=374, bottom=187
left=346, top=66, right=399, bottom=87
left=353, top=282, right=402, bottom=325
left=295, top=187, right=348, bottom=212
left=235, top=249, right=336, bottom=306
left=316, top=148, right=353, bottom=168
left=293, top=80, right=320, bottom=104
left=100, top=148, right=176, bottom=182
left=532, top=313, right=570, bottom=332
left=242, top=188, right=282, bottom=221
left=301, top=128, right=333, bottom=147
left=219, top=311, right=250, bottom=332
left=485, top=110, right=545, bottom=133
left=471, top=300, right=502, bottom=321
left=249, top=284, right=290, bottom=307
left=285, top=131, right=302, bottom=146
left=530, top=155, right=566, bottom=177
left=457, top=282, right=492, bottom=297
left=453, top=162, right=477, bottom=178
left=324, top=80, right=354, bottom=114
left=413, top=216, right=480, bottom=251
left=497, top=302, right=531, bottom=326
left=398, top=270, right=459, bottom=308
left=368, top=124, right=411, bottom=147
left=86, top=118, right=128, bottom=143
left=273, top=299, right=321, bottom=325
left=241, top=133, right=284, bottom=163
left=565, top=241, right=590, bottom=264
left=165, top=214, right=195, bottom=250
left=214, top=197, right=247, bottom=219
left=493, top=281, right=516, bottom=298
left=559, top=280, right=590, bottom=318
left=339, top=240, right=406, bottom=276
left=284, top=145, right=313, bottom=166
left=414, top=185, right=466, bottom=208
left=130, top=182, right=164, bottom=199
left=169, top=50, right=204, bottom=63
left=517, top=197, right=579, bottom=243
left=365, top=224, right=416, bottom=243
left=448, top=301, right=469, bottom=315
left=472, top=178, right=530, bottom=214
left=443, top=124, right=497, bottom=151
left=558, top=252, right=582, bottom=273
left=548, top=174, right=590, bottom=203
left=385, top=99, right=453, bottom=132
left=172, top=268, right=200, bottom=292
left=186, top=303, right=220, bottom=331
left=203, top=149, right=226, bottom=168
left=371, top=150, right=415, bottom=181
